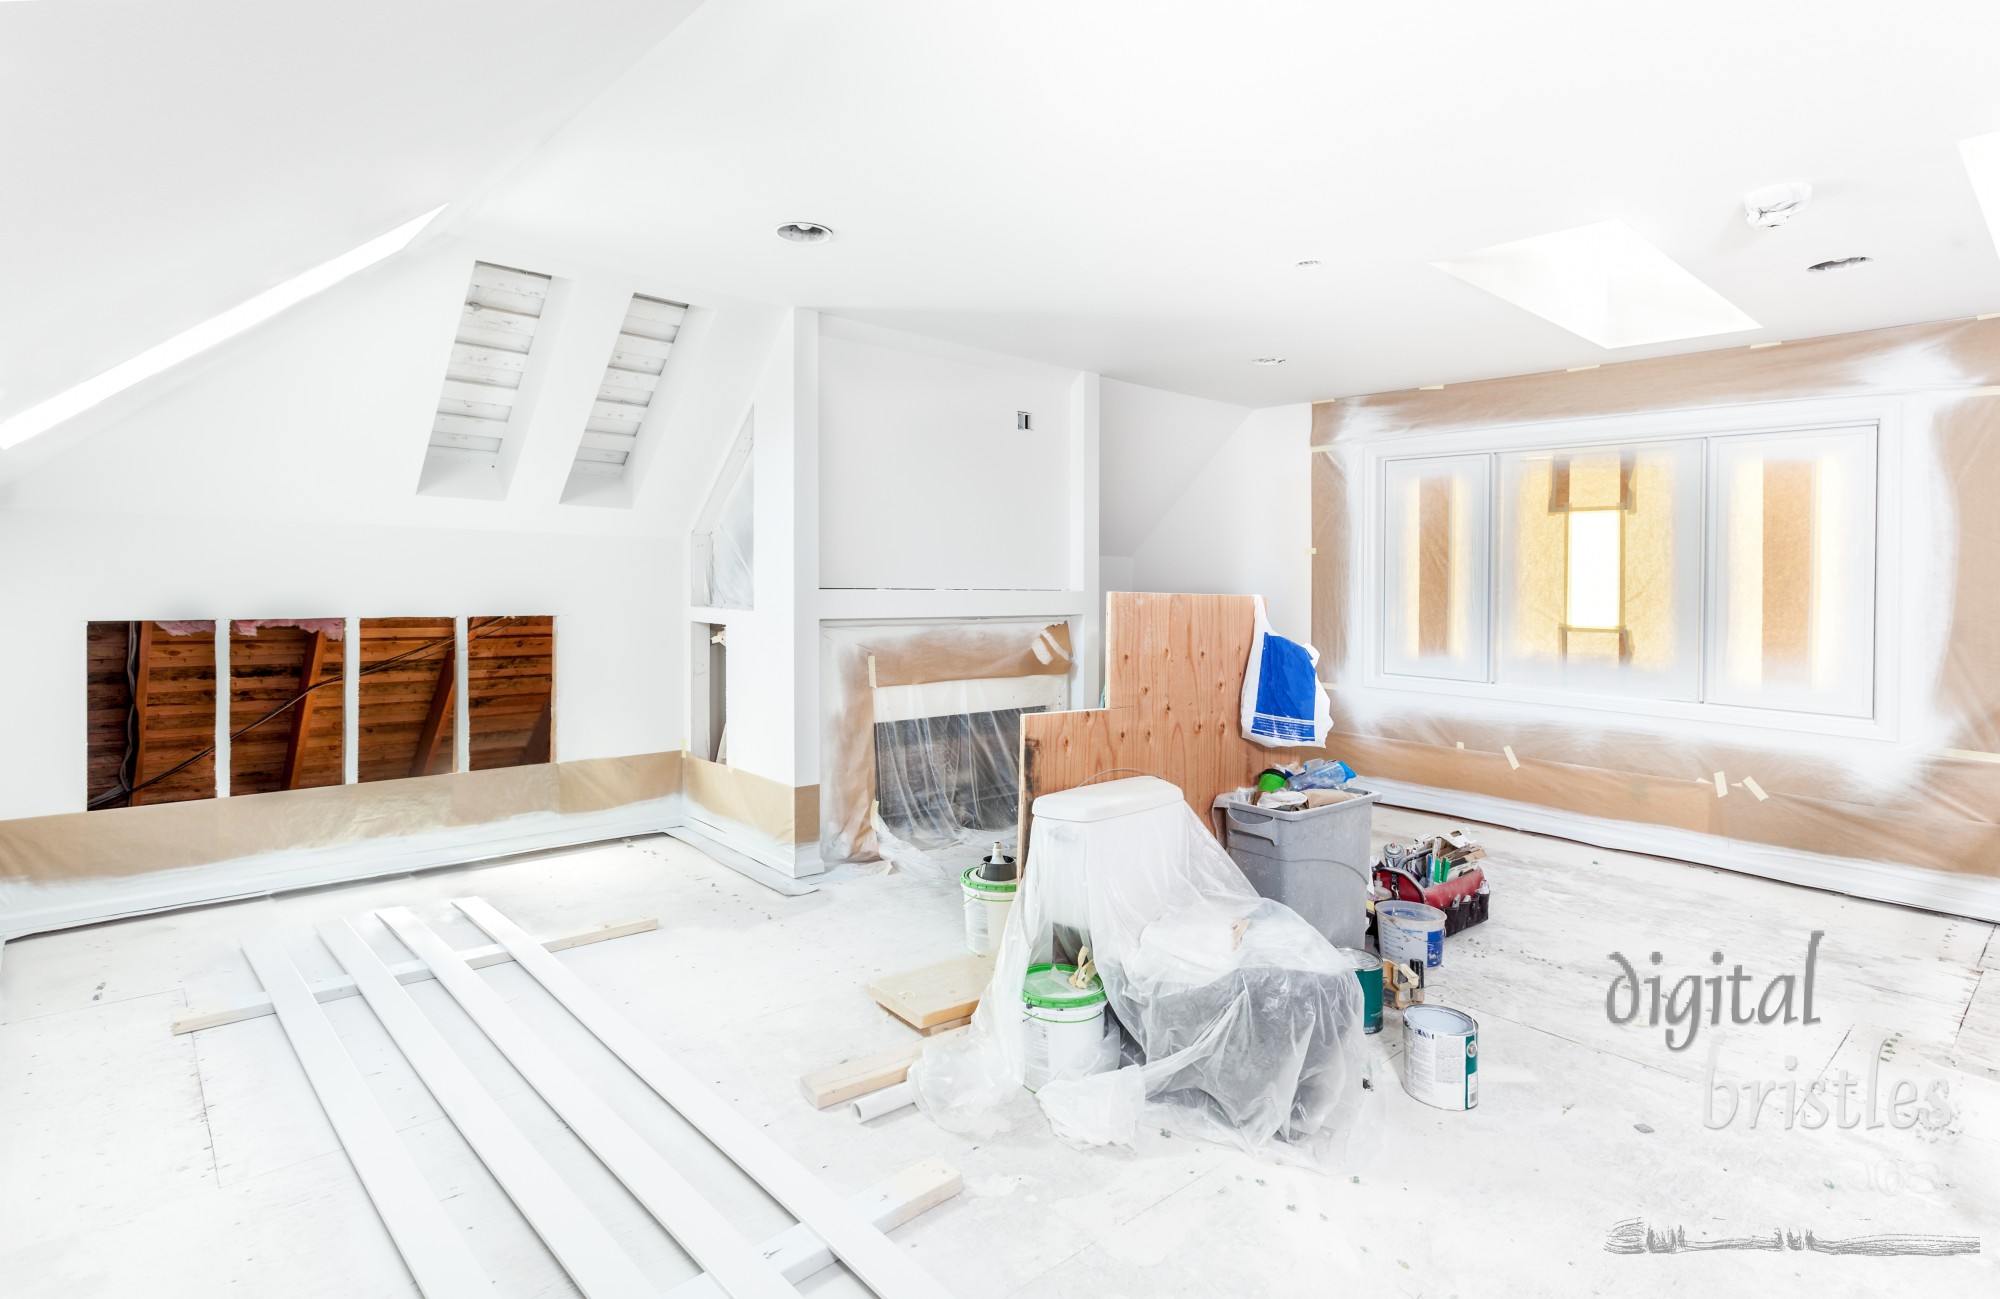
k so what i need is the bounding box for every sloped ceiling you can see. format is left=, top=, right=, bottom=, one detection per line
left=0, top=0, right=702, bottom=427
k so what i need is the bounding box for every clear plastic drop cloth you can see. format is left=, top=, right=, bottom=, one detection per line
left=908, top=776, right=1377, bottom=1173
left=707, top=461, right=754, bottom=609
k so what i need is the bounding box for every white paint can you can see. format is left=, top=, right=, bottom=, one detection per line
left=1403, top=1005, right=1478, bottom=1111
left=1378, top=900, right=1446, bottom=969
left=960, top=864, right=1017, bottom=955
left=1021, top=963, right=1108, bottom=1091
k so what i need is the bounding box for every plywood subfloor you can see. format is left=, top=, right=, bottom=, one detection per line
left=2, top=813, right=1997, bottom=1298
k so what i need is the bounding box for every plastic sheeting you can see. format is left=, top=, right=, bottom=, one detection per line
left=909, top=777, right=1372, bottom=1173
left=707, top=460, right=754, bottom=609
left=1309, top=315, right=2000, bottom=901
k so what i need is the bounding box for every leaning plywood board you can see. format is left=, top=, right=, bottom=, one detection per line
left=867, top=952, right=996, bottom=1031
left=1018, top=592, right=1322, bottom=862
left=452, top=896, right=953, bottom=1299
left=799, top=1026, right=970, bottom=1109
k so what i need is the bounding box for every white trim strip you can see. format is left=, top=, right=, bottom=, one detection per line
left=173, top=917, right=657, bottom=1034
left=665, top=1158, right=962, bottom=1299
left=452, top=897, right=950, bottom=1299
left=374, top=909, right=801, bottom=1299
left=240, top=935, right=493, bottom=1299
left=317, top=920, right=656, bottom=1299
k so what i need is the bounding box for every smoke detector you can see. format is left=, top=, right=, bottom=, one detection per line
left=1743, top=182, right=1813, bottom=230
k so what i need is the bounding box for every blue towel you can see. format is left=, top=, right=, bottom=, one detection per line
left=1240, top=597, right=1331, bottom=748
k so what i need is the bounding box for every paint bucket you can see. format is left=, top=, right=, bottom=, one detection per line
left=1337, top=947, right=1383, bottom=1034
left=960, top=847, right=1018, bottom=955
left=1403, top=1005, right=1478, bottom=1111
left=1378, top=900, right=1446, bottom=970
left=1021, top=963, right=1108, bottom=1091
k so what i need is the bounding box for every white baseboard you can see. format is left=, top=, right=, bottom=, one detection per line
left=1, top=799, right=680, bottom=939
left=681, top=812, right=827, bottom=880
left=1364, top=777, right=2000, bottom=923
left=665, top=826, right=818, bottom=896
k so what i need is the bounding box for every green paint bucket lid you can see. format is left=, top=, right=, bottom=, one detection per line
left=960, top=864, right=1018, bottom=896
left=1022, top=963, right=1106, bottom=1010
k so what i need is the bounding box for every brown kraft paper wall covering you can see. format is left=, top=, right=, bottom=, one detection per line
left=1311, top=316, right=2000, bottom=882
left=822, top=621, right=1074, bottom=863
left=0, top=751, right=683, bottom=885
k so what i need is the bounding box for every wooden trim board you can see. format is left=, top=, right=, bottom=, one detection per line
left=866, top=953, right=995, bottom=1031
left=316, top=920, right=659, bottom=1299
left=664, top=1159, right=963, bottom=1299
left=174, top=916, right=657, bottom=1034
left=240, top=935, right=493, bottom=1299
left=799, top=1027, right=970, bottom=1109
left=451, top=896, right=951, bottom=1299
left=374, top=909, right=800, bottom=1299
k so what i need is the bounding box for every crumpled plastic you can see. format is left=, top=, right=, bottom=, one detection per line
left=908, top=777, right=1373, bottom=1172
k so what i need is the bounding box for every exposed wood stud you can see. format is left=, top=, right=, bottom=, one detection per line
left=410, top=647, right=456, bottom=778
left=127, top=620, right=154, bottom=807
left=281, top=631, right=328, bottom=790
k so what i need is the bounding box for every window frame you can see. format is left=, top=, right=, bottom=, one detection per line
left=1354, top=394, right=1902, bottom=741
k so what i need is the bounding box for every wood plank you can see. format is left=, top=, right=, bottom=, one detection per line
left=663, top=1159, right=962, bottom=1299
left=410, top=652, right=456, bottom=779
left=374, top=909, right=800, bottom=1299
left=450, top=897, right=948, bottom=1299
left=866, top=953, right=996, bottom=1031
left=282, top=631, right=328, bottom=790
left=239, top=935, right=493, bottom=1299
left=128, top=621, right=154, bottom=807
left=174, top=918, right=659, bottom=1035
left=317, top=921, right=658, bottom=1299
left=798, top=1027, right=969, bottom=1109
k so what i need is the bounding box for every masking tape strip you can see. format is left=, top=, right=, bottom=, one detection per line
left=1503, top=745, right=1520, bottom=770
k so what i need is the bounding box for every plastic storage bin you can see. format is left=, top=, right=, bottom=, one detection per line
left=1211, top=786, right=1380, bottom=950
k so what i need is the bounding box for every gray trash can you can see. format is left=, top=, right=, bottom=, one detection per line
left=1212, top=787, right=1379, bottom=950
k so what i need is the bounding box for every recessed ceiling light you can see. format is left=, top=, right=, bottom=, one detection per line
left=1251, top=357, right=1286, bottom=366
left=775, top=222, right=834, bottom=244
left=0, top=204, right=446, bottom=450
left=1806, top=256, right=1872, bottom=273
left=1432, top=219, right=1758, bottom=349
left=1295, top=259, right=1322, bottom=268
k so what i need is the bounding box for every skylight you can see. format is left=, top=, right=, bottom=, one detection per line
left=0, top=206, right=444, bottom=450
left=1432, top=219, right=1758, bottom=350
left=570, top=293, right=687, bottom=482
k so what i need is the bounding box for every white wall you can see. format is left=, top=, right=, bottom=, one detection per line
left=818, top=319, right=1075, bottom=591
left=1098, top=377, right=1250, bottom=556
left=1128, top=403, right=1315, bottom=641
left=0, top=234, right=777, bottom=820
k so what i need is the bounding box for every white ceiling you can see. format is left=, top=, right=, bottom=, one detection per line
left=13, top=1, right=2000, bottom=418
left=0, top=0, right=700, bottom=426
left=465, top=1, right=2000, bottom=405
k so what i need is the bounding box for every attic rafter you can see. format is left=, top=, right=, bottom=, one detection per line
left=410, top=647, right=456, bottom=779
left=127, top=621, right=155, bottom=807
left=281, top=631, right=329, bottom=791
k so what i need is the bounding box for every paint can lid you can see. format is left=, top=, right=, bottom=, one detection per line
left=1022, top=963, right=1106, bottom=1009
left=961, top=864, right=1019, bottom=895
left=1404, top=1005, right=1476, bottom=1035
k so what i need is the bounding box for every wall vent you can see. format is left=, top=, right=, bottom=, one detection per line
left=570, top=293, right=688, bottom=481
left=420, top=262, right=551, bottom=496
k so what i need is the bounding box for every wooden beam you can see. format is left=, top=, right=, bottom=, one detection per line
left=281, top=631, right=328, bottom=791
left=409, top=649, right=455, bottom=778
left=127, top=621, right=155, bottom=807
left=524, top=698, right=553, bottom=764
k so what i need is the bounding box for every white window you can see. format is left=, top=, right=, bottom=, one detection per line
left=1370, top=411, right=1883, bottom=725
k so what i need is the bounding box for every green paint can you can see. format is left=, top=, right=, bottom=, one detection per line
left=1338, top=947, right=1383, bottom=1034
